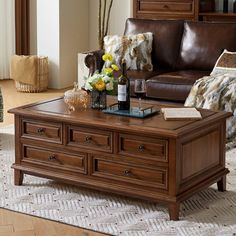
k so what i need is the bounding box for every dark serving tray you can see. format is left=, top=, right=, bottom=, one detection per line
left=102, top=103, right=160, bottom=118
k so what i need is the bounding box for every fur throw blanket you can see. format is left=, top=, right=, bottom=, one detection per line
left=185, top=73, right=236, bottom=149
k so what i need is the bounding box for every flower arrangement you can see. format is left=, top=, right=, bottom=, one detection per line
left=84, top=53, right=118, bottom=93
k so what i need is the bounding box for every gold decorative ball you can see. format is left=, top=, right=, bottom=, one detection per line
left=64, top=89, right=89, bottom=112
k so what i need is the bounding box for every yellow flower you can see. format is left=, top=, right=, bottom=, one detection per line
left=102, top=53, right=113, bottom=62
left=94, top=79, right=106, bottom=91
left=103, top=68, right=113, bottom=74
left=111, top=64, right=119, bottom=71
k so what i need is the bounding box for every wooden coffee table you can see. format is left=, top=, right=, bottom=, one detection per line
left=9, top=97, right=231, bottom=220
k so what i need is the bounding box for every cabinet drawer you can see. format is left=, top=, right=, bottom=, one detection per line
left=67, top=126, right=112, bottom=153
left=22, top=120, right=62, bottom=144
left=92, top=157, right=168, bottom=190
left=22, top=145, right=87, bottom=174
left=139, top=1, right=193, bottom=13
left=118, top=134, right=168, bottom=162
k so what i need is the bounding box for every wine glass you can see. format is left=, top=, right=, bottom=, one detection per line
left=134, top=79, right=146, bottom=111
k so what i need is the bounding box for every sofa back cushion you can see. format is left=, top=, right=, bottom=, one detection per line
left=124, top=18, right=184, bottom=70
left=178, top=21, right=236, bottom=70
left=210, top=49, right=236, bottom=76
left=104, top=32, right=153, bottom=71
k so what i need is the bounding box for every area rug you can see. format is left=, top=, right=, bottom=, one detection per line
left=0, top=125, right=236, bottom=236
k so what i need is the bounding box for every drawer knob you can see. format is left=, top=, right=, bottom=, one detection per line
left=124, top=169, right=131, bottom=176
left=163, top=4, right=169, bottom=9
left=85, top=136, right=92, bottom=142
left=37, top=128, right=45, bottom=134
left=48, top=155, right=56, bottom=161
left=138, top=144, right=145, bottom=152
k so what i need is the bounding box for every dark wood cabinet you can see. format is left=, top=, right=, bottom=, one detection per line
left=199, top=12, right=236, bottom=22
left=133, top=0, right=236, bottom=22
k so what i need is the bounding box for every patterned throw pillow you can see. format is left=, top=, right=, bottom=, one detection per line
left=211, top=49, right=236, bottom=75
left=103, top=32, right=153, bottom=71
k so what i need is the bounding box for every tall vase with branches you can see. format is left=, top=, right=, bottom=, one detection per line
left=98, top=0, right=113, bottom=50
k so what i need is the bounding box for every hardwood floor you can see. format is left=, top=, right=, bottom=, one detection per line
left=0, top=80, right=68, bottom=127
left=0, top=80, right=106, bottom=236
left=0, top=208, right=104, bottom=236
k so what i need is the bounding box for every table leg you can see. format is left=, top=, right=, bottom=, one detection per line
left=14, top=170, right=23, bottom=186
left=217, top=175, right=226, bottom=192
left=168, top=202, right=180, bottom=221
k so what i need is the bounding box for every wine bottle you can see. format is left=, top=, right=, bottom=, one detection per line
left=118, top=60, right=130, bottom=110
left=234, top=0, right=236, bottom=13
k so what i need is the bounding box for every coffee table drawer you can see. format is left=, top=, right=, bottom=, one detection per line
left=22, top=145, right=87, bottom=174
left=22, top=120, right=62, bottom=144
left=92, top=157, right=168, bottom=190
left=67, top=126, right=112, bottom=153
left=118, top=134, right=168, bottom=162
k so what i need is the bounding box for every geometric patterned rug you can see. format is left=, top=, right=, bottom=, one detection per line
left=0, top=125, right=236, bottom=236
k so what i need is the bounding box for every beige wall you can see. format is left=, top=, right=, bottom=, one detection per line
left=37, top=0, right=89, bottom=88
left=89, top=0, right=132, bottom=50
left=37, top=0, right=60, bottom=88
left=31, top=0, right=132, bottom=53
left=30, top=0, right=132, bottom=88
left=29, top=0, right=37, bottom=54
left=60, top=0, right=89, bottom=88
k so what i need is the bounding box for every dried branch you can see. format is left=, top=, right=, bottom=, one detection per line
left=98, top=0, right=113, bottom=49
left=105, top=0, right=113, bottom=36
left=102, top=0, right=107, bottom=42
left=98, top=0, right=102, bottom=44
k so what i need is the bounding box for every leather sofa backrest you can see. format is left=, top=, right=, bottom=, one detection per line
left=124, top=18, right=184, bottom=70
left=178, top=21, right=236, bottom=70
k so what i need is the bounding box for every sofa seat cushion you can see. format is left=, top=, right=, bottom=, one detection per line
left=129, top=70, right=162, bottom=96
left=127, top=70, right=160, bottom=80
left=113, top=70, right=161, bottom=96
left=146, top=70, right=210, bottom=102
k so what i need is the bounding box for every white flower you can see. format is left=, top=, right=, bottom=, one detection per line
left=85, top=73, right=101, bottom=91
left=84, top=81, right=93, bottom=91
left=84, top=76, right=93, bottom=91
left=84, top=71, right=114, bottom=92
left=106, top=81, right=114, bottom=91
left=102, top=75, right=111, bottom=83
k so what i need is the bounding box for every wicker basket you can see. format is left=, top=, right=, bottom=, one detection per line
left=15, top=56, right=49, bottom=93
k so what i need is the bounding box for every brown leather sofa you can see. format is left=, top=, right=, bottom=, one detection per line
left=85, top=18, right=236, bottom=103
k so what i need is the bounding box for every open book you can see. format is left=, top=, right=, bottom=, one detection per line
left=161, top=107, right=202, bottom=121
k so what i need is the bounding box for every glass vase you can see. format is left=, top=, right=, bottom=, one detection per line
left=90, top=90, right=107, bottom=109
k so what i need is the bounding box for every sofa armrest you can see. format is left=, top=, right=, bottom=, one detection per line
left=84, top=49, right=105, bottom=76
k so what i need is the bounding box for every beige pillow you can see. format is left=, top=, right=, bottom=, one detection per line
left=103, top=32, right=153, bottom=71
left=211, top=49, right=236, bottom=76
